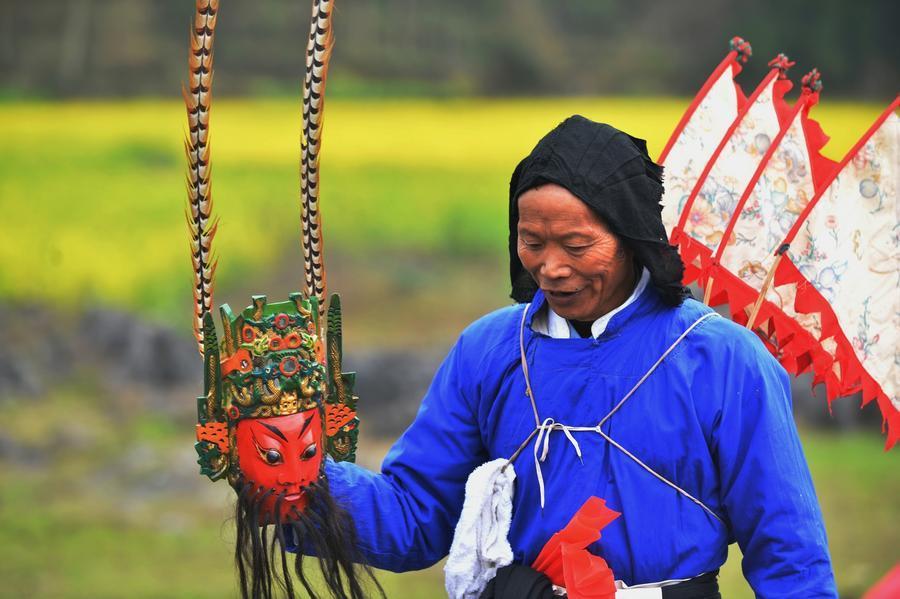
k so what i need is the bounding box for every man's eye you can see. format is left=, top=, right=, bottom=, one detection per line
left=566, top=245, right=590, bottom=253
left=300, top=444, right=317, bottom=460
left=264, top=449, right=283, bottom=465
left=522, top=240, right=542, bottom=249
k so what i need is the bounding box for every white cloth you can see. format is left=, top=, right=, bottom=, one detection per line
left=532, top=268, right=650, bottom=339
left=612, top=574, right=693, bottom=597
left=552, top=574, right=691, bottom=598
left=444, top=458, right=517, bottom=599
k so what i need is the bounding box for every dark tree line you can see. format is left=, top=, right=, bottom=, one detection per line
left=0, top=0, right=896, bottom=99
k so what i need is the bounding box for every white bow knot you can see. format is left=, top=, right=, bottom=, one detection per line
left=533, top=417, right=589, bottom=508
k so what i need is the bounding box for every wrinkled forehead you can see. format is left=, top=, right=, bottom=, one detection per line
left=516, top=183, right=614, bottom=236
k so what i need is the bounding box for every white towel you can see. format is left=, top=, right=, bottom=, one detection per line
left=444, top=458, right=517, bottom=599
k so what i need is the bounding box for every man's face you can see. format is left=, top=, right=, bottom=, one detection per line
left=517, top=183, right=635, bottom=323
left=235, top=409, right=323, bottom=517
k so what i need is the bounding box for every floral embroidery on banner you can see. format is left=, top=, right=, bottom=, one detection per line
left=853, top=299, right=879, bottom=361
left=682, top=78, right=781, bottom=251
left=718, top=112, right=819, bottom=341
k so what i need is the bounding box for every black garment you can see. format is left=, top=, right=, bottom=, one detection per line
left=508, top=115, right=689, bottom=306
left=479, top=564, right=555, bottom=599
left=480, top=566, right=720, bottom=599
left=662, top=570, right=721, bottom=599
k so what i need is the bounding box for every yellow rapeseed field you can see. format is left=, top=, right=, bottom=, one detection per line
left=0, top=98, right=889, bottom=320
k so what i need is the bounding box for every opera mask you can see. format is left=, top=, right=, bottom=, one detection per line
left=194, top=293, right=359, bottom=521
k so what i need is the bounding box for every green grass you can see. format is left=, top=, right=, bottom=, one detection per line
left=0, top=382, right=895, bottom=598
left=0, top=425, right=895, bottom=598
left=1, top=98, right=888, bottom=325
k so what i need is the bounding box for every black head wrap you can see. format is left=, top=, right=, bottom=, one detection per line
left=509, top=115, right=688, bottom=307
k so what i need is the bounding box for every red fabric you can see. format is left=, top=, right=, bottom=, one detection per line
left=699, top=262, right=828, bottom=382
left=862, top=564, right=900, bottom=599
left=771, top=77, right=795, bottom=129
left=691, top=256, right=900, bottom=449
left=675, top=234, right=713, bottom=286
left=560, top=544, right=616, bottom=599
left=532, top=497, right=620, bottom=591
left=799, top=92, right=839, bottom=191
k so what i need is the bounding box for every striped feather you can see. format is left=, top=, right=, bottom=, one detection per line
left=300, top=0, right=334, bottom=314
left=184, top=0, right=219, bottom=356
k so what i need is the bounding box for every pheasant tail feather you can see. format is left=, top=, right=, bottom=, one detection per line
left=185, top=0, right=219, bottom=356
left=300, top=0, right=334, bottom=316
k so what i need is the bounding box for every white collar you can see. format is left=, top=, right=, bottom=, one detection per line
left=534, top=268, right=650, bottom=339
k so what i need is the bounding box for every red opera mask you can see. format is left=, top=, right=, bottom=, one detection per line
left=236, top=409, right=324, bottom=514
left=194, top=293, right=360, bottom=523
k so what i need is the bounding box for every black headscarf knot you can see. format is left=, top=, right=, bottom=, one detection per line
left=508, top=115, right=688, bottom=306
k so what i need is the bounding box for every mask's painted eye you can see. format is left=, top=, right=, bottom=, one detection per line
left=300, top=444, right=317, bottom=460
left=264, top=449, right=283, bottom=465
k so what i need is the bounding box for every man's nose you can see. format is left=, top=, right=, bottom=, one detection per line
left=541, top=251, right=571, bottom=279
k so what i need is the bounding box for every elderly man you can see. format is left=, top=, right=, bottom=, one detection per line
left=318, top=116, right=837, bottom=597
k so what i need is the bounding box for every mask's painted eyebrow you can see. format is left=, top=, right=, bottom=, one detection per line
left=298, top=413, right=314, bottom=439
left=261, top=422, right=288, bottom=442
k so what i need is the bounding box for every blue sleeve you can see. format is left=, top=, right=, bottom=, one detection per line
left=709, top=327, right=837, bottom=597
left=322, top=334, right=489, bottom=572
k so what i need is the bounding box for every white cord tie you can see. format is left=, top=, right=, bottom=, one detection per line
left=533, top=417, right=591, bottom=509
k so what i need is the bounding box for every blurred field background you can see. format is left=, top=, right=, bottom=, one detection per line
left=1, top=0, right=898, bottom=598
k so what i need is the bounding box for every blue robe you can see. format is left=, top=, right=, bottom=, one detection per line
left=323, top=286, right=837, bottom=596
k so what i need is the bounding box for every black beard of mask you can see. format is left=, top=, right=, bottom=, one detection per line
left=234, top=478, right=383, bottom=599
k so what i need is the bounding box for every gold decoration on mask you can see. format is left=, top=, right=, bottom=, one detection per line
left=233, top=383, right=254, bottom=407
left=279, top=391, right=299, bottom=415
left=251, top=406, right=274, bottom=418
left=333, top=437, right=350, bottom=457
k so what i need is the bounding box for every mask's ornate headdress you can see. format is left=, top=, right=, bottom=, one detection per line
left=185, top=0, right=357, bottom=512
